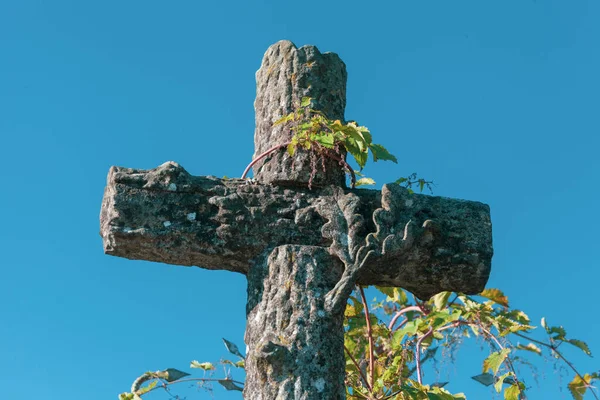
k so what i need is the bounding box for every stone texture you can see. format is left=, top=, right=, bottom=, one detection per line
left=253, top=40, right=348, bottom=187
left=244, top=246, right=346, bottom=399
left=100, top=162, right=492, bottom=300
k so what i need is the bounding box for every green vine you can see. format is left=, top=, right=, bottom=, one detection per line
left=120, top=287, right=598, bottom=400
left=120, top=100, right=597, bottom=400
left=242, top=97, right=399, bottom=189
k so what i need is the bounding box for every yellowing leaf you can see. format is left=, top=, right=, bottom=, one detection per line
left=504, top=384, right=521, bottom=400
left=516, top=343, right=542, bottom=355
left=431, top=291, right=451, bottom=310
left=300, top=97, right=312, bottom=107
left=355, top=177, right=376, bottom=186
left=568, top=374, right=594, bottom=400
left=287, top=143, right=296, bottom=157
left=191, top=361, right=215, bottom=370
left=483, top=349, right=511, bottom=375
left=480, top=288, right=509, bottom=307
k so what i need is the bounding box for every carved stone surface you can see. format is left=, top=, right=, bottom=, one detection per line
left=253, top=40, right=347, bottom=187
left=100, top=41, right=494, bottom=399
left=245, top=246, right=346, bottom=399
left=100, top=161, right=492, bottom=300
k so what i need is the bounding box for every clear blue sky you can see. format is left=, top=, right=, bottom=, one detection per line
left=1, top=1, right=598, bottom=399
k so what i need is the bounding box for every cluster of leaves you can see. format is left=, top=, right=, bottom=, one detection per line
left=120, top=287, right=597, bottom=400
left=243, top=97, right=398, bottom=188
left=343, top=286, right=598, bottom=400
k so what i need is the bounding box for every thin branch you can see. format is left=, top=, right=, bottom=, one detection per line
left=241, top=143, right=289, bottom=179
left=415, top=327, right=433, bottom=385
left=513, top=332, right=600, bottom=400
left=135, top=376, right=244, bottom=397
left=345, top=344, right=372, bottom=392
left=358, top=285, right=375, bottom=392
left=479, top=324, right=524, bottom=396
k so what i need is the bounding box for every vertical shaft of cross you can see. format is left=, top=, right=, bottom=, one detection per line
left=253, top=40, right=348, bottom=187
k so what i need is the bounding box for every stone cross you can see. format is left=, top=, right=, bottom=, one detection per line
left=100, top=40, right=493, bottom=399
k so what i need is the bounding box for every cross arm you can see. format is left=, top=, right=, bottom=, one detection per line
left=99, top=162, right=329, bottom=274
left=100, top=162, right=493, bottom=300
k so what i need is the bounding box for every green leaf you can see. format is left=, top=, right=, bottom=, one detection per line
left=190, top=361, right=215, bottom=370
left=315, top=132, right=335, bottom=148
left=504, top=384, right=521, bottom=400
left=567, top=339, right=592, bottom=356
left=392, top=320, right=421, bottom=347
left=355, top=177, right=376, bottom=186
left=495, top=372, right=511, bottom=393
left=395, top=177, right=408, bottom=184
left=343, top=137, right=368, bottom=169
left=472, top=373, right=495, bottom=387
left=300, top=97, right=312, bottom=107
left=218, top=379, right=244, bottom=391
left=157, top=368, right=190, bottom=382
left=136, top=381, right=157, bottom=395
left=549, top=326, right=567, bottom=340
left=273, top=112, right=295, bottom=126
left=119, top=393, right=135, bottom=400
left=568, top=375, right=588, bottom=400
left=480, top=288, right=509, bottom=307
left=419, top=179, right=425, bottom=192
left=223, top=338, right=245, bottom=359
left=483, top=349, right=511, bottom=375
left=287, top=143, right=296, bottom=157
left=369, top=143, right=398, bottom=163
left=431, top=291, right=451, bottom=310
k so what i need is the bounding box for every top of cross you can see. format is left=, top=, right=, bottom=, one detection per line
left=252, top=40, right=348, bottom=188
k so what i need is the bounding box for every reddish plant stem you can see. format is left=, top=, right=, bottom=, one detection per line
left=344, top=344, right=372, bottom=392
left=241, top=143, right=289, bottom=179
left=388, top=306, right=423, bottom=332
left=415, top=327, right=433, bottom=385
left=357, top=285, right=375, bottom=392
left=241, top=142, right=357, bottom=188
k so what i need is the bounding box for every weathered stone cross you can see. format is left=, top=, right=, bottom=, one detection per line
left=100, top=40, right=493, bottom=399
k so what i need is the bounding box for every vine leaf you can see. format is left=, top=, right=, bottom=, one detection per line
left=516, top=343, right=542, bottom=355
left=219, top=379, right=244, bottom=391
left=369, top=143, right=398, bottom=163
left=136, top=381, right=157, bottom=395
left=504, top=384, right=521, bottom=400
left=223, top=338, right=245, bottom=359
left=300, top=96, right=311, bottom=107
left=155, top=368, right=190, bottom=382
left=355, top=177, right=376, bottom=187
left=190, top=361, right=215, bottom=370
left=567, top=339, right=592, bottom=356
left=431, top=291, right=451, bottom=310
left=472, top=373, right=495, bottom=386
left=480, top=288, right=509, bottom=307
left=483, top=349, right=511, bottom=375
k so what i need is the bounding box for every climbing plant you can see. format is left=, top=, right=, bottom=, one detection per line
left=118, top=285, right=597, bottom=400
left=119, top=101, right=597, bottom=400
left=242, top=97, right=401, bottom=189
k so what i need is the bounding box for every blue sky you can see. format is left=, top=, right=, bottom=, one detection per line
left=1, top=1, right=598, bottom=399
